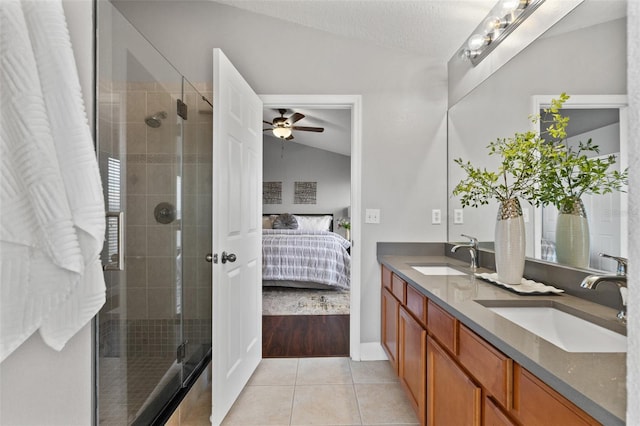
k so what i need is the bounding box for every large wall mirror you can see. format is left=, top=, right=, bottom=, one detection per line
left=447, top=0, right=627, bottom=273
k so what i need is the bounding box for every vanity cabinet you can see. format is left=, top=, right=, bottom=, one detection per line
left=512, top=364, right=600, bottom=426
left=380, top=264, right=602, bottom=426
left=381, top=286, right=399, bottom=372
left=399, top=306, right=427, bottom=424
left=427, top=337, right=482, bottom=425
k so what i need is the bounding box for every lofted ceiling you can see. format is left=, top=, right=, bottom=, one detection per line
left=220, top=0, right=625, bottom=156
left=213, top=0, right=497, bottom=156
left=263, top=108, right=352, bottom=156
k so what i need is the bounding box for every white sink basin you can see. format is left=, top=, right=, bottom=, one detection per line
left=412, top=266, right=467, bottom=276
left=487, top=306, right=626, bottom=353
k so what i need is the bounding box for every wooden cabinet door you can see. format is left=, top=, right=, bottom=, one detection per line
left=485, top=396, right=517, bottom=426
left=513, top=365, right=600, bottom=426
left=382, top=287, right=399, bottom=372
left=427, top=338, right=481, bottom=426
left=399, top=306, right=427, bottom=424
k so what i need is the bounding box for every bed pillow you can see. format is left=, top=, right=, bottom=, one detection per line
left=262, top=215, right=278, bottom=229
left=293, top=215, right=332, bottom=231
left=272, top=213, right=298, bottom=229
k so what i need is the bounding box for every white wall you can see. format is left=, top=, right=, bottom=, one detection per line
left=627, top=1, right=639, bottom=424
left=0, top=1, right=94, bottom=425
left=113, top=0, right=450, bottom=345
left=263, top=139, right=351, bottom=234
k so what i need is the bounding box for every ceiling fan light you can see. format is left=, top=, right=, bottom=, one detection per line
left=273, top=127, right=292, bottom=139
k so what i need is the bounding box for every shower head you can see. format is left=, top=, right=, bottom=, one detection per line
left=145, top=111, right=167, bottom=128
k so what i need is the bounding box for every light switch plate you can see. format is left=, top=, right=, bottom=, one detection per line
left=454, top=209, right=464, bottom=224
left=365, top=209, right=381, bottom=224
left=432, top=209, right=441, bottom=224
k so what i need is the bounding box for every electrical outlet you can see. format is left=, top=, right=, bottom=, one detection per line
left=522, top=207, right=530, bottom=223
left=431, top=209, right=441, bottom=224
left=365, top=209, right=381, bottom=224
left=454, top=209, right=464, bottom=224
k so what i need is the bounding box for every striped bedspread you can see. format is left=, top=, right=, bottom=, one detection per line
left=262, top=229, right=351, bottom=290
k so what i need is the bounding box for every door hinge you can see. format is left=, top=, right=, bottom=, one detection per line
left=177, top=98, right=188, bottom=120
left=177, top=341, right=188, bottom=363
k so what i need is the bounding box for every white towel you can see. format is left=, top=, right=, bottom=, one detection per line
left=0, top=0, right=106, bottom=361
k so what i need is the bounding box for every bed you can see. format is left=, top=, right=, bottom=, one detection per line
left=262, top=213, right=351, bottom=290
left=261, top=213, right=351, bottom=357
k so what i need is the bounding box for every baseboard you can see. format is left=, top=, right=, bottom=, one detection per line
left=358, top=342, right=388, bottom=361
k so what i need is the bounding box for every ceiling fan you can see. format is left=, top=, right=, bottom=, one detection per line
left=263, top=109, right=324, bottom=140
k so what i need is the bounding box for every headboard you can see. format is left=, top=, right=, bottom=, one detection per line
left=263, top=213, right=334, bottom=232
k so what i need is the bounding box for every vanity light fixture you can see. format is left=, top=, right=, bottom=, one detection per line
left=272, top=126, right=292, bottom=139
left=460, top=0, right=545, bottom=65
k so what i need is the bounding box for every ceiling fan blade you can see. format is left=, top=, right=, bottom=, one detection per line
left=292, top=126, right=324, bottom=133
left=263, top=120, right=274, bottom=126
left=263, top=129, right=272, bottom=132
left=285, top=112, right=305, bottom=126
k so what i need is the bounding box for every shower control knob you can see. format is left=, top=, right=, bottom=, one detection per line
left=221, top=251, right=237, bottom=264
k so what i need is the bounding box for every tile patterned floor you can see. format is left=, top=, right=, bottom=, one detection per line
left=180, top=357, right=419, bottom=425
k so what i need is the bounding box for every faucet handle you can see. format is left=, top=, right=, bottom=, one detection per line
left=599, top=253, right=627, bottom=276
left=460, top=234, right=478, bottom=248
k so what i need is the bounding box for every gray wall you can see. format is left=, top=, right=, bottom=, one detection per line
left=0, top=1, right=94, bottom=424
left=263, top=139, right=351, bottom=236
left=628, top=1, right=639, bottom=424
left=113, top=0, right=450, bottom=347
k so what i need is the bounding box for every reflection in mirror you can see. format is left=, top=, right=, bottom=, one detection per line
left=533, top=100, right=628, bottom=273
left=447, top=0, right=627, bottom=273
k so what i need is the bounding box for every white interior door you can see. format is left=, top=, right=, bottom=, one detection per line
left=211, top=48, right=263, bottom=425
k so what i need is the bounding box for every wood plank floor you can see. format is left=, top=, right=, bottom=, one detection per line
left=262, top=315, right=350, bottom=357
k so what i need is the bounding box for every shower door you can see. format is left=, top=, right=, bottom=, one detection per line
left=96, top=2, right=207, bottom=424
left=180, top=77, right=213, bottom=383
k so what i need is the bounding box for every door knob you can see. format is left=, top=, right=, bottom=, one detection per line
left=205, top=253, right=217, bottom=263
left=221, top=251, right=237, bottom=264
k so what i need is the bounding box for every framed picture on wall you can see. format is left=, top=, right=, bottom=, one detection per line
left=294, top=181, right=317, bottom=204
left=263, top=181, right=282, bottom=204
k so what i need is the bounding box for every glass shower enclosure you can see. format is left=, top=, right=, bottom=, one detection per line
left=96, top=2, right=212, bottom=424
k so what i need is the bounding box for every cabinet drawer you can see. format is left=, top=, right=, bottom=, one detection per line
left=427, top=300, right=457, bottom=354
left=381, top=265, right=393, bottom=290
left=512, top=364, right=600, bottom=426
left=459, top=324, right=512, bottom=408
left=391, top=273, right=406, bottom=302
left=406, top=284, right=427, bottom=326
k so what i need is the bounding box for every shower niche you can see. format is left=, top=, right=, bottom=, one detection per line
left=96, top=2, right=212, bottom=424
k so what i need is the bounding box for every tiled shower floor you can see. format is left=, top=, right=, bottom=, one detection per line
left=99, top=356, right=176, bottom=425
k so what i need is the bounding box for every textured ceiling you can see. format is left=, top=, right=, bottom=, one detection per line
left=214, top=0, right=498, bottom=155
left=213, top=0, right=496, bottom=60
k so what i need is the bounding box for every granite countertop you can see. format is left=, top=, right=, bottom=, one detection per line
left=379, top=255, right=626, bottom=426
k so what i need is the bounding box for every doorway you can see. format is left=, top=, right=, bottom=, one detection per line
left=260, top=95, right=362, bottom=360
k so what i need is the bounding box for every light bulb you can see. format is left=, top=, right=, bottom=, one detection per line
left=467, top=34, right=488, bottom=51
left=272, top=127, right=292, bottom=139
left=501, top=0, right=525, bottom=14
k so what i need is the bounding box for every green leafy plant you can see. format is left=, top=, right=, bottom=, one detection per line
left=452, top=119, right=553, bottom=208
left=452, top=93, right=628, bottom=211
left=337, top=217, right=351, bottom=230
left=533, top=93, right=628, bottom=212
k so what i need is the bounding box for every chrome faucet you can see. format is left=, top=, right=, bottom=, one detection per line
left=451, top=234, right=479, bottom=270
left=580, top=253, right=628, bottom=323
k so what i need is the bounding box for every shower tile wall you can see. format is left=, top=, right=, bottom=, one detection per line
left=98, top=79, right=212, bottom=424
left=98, top=80, right=213, bottom=359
